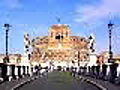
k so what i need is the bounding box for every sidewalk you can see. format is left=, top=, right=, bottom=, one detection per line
left=0, top=76, right=33, bottom=90
left=83, top=76, right=120, bottom=90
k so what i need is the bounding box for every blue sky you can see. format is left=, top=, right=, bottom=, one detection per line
left=0, top=0, right=120, bottom=55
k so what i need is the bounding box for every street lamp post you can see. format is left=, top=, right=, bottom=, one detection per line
left=3, top=24, right=11, bottom=63
left=108, top=21, right=114, bottom=63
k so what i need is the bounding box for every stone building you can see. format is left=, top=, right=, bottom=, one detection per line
left=30, top=24, right=90, bottom=65
left=0, top=54, right=22, bottom=64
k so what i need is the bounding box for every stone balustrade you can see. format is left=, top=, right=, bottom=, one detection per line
left=0, top=63, right=32, bottom=82
left=72, top=63, right=120, bottom=84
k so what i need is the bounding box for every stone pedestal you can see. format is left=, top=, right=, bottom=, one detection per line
left=28, top=66, right=32, bottom=76
left=18, top=66, right=22, bottom=78
left=86, top=66, right=90, bottom=75
left=22, top=66, right=26, bottom=76
left=2, top=64, right=7, bottom=81
left=21, top=66, right=24, bottom=77
left=106, top=64, right=110, bottom=76
left=25, top=66, right=28, bottom=75
left=0, top=64, right=4, bottom=81
left=116, top=64, right=120, bottom=84
left=117, top=64, right=120, bottom=77
left=15, top=66, right=19, bottom=79
left=11, top=65, right=15, bottom=79
left=7, top=65, right=12, bottom=81
left=95, top=65, right=100, bottom=78
left=101, top=64, right=107, bottom=79
left=109, top=63, right=118, bottom=83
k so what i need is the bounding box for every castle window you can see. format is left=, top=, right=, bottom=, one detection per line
left=56, top=35, right=61, bottom=39
left=66, top=32, right=68, bottom=37
left=51, top=32, right=53, bottom=37
left=81, top=38, right=83, bottom=41
left=73, top=38, right=76, bottom=41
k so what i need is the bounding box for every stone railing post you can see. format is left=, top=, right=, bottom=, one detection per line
left=15, top=66, right=19, bottom=79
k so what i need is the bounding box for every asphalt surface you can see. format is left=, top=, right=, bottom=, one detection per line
left=84, top=76, right=120, bottom=90
left=19, top=71, right=99, bottom=90
left=0, top=76, right=32, bottom=90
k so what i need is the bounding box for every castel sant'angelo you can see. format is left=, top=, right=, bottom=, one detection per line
left=24, top=24, right=95, bottom=65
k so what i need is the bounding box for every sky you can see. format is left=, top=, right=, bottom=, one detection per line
left=0, top=0, right=120, bottom=55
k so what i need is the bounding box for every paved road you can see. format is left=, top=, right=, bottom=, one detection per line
left=0, top=76, right=32, bottom=90
left=19, top=71, right=99, bottom=90
left=84, top=76, right=120, bottom=90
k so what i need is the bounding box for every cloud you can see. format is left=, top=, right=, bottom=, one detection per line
left=0, top=0, right=22, bottom=9
left=75, top=0, right=120, bottom=23
left=74, top=0, right=120, bottom=54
